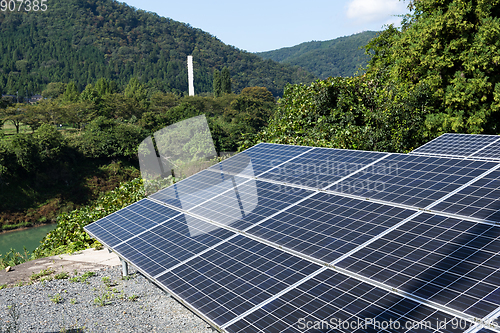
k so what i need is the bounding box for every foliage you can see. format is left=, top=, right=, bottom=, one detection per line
left=256, top=31, right=379, bottom=78
left=221, top=67, right=231, bottom=94
left=70, top=117, right=148, bottom=158
left=33, top=177, right=146, bottom=258
left=213, top=69, right=221, bottom=97
left=366, top=0, right=500, bottom=138
left=240, top=76, right=429, bottom=153
left=0, top=247, right=32, bottom=270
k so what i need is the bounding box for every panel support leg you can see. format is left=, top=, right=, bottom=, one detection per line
left=120, top=257, right=128, bottom=277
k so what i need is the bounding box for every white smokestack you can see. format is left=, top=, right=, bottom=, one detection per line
left=187, top=55, right=194, bottom=96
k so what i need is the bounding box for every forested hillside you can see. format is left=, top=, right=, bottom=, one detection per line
left=256, top=31, right=378, bottom=78
left=0, top=0, right=316, bottom=98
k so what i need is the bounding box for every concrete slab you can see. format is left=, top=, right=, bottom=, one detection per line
left=54, top=248, right=121, bottom=266
left=0, top=248, right=121, bottom=287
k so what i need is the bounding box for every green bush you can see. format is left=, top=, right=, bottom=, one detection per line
left=70, top=117, right=148, bottom=158
left=34, top=177, right=146, bottom=258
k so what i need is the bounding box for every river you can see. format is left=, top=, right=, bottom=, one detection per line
left=0, top=223, right=57, bottom=256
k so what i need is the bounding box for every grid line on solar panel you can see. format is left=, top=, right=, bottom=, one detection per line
left=337, top=213, right=500, bottom=319
left=324, top=153, right=498, bottom=209
left=156, top=235, right=322, bottom=326
left=149, top=169, right=252, bottom=210
left=245, top=192, right=419, bottom=264
left=470, top=143, right=500, bottom=161
left=83, top=198, right=181, bottom=247
left=412, top=134, right=500, bottom=158
left=226, top=269, right=471, bottom=333
left=432, top=165, right=500, bottom=223
left=209, top=143, right=314, bottom=178
left=257, top=147, right=389, bottom=189
left=187, top=180, right=315, bottom=231
left=111, top=213, right=237, bottom=277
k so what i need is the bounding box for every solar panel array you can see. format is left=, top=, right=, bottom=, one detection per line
left=85, top=134, right=500, bottom=333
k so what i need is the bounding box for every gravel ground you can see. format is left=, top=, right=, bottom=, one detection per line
left=0, top=266, right=216, bottom=333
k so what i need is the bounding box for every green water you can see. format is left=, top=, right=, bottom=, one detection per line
left=0, top=224, right=57, bottom=255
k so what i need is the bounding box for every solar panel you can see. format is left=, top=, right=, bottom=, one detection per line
left=329, top=154, right=497, bottom=209
left=256, top=147, right=388, bottom=189
left=245, top=192, right=416, bottom=263
left=84, top=139, right=500, bottom=333
left=412, top=133, right=500, bottom=159
left=226, top=269, right=470, bottom=333
left=209, top=143, right=313, bottom=178
left=432, top=168, right=500, bottom=222
left=336, top=213, right=500, bottom=318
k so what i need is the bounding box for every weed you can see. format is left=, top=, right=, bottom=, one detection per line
left=80, top=271, right=95, bottom=282
left=30, top=267, right=55, bottom=281
left=69, top=271, right=95, bottom=283
left=13, top=281, right=24, bottom=287
left=101, top=276, right=117, bottom=287
left=94, top=291, right=113, bottom=306
left=55, top=272, right=69, bottom=280
left=70, top=298, right=77, bottom=305
left=40, top=276, right=53, bottom=282
left=49, top=293, right=63, bottom=304
left=128, top=294, right=139, bottom=302
left=0, top=284, right=7, bottom=290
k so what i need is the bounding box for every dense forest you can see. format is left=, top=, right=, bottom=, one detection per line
left=0, top=0, right=316, bottom=98
left=256, top=31, right=379, bottom=78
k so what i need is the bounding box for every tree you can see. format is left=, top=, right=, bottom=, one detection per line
left=240, top=87, right=274, bottom=102
left=213, top=69, right=221, bottom=97
left=221, top=67, right=231, bottom=94
left=124, top=77, right=148, bottom=104
left=42, top=82, right=67, bottom=99
left=61, top=81, right=80, bottom=103
left=366, top=0, right=500, bottom=137
left=1, top=104, right=26, bottom=134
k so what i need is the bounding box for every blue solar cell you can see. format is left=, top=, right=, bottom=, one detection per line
left=226, top=269, right=468, bottom=333
left=84, top=198, right=180, bottom=247
left=246, top=192, right=415, bottom=263
left=471, top=142, right=500, bottom=161
left=432, top=169, right=500, bottom=222
left=189, top=180, right=314, bottom=231
left=149, top=170, right=249, bottom=210
left=330, top=154, right=497, bottom=208
left=157, top=235, right=321, bottom=326
left=412, top=133, right=500, bottom=158
left=257, top=147, right=387, bottom=189
left=114, top=214, right=235, bottom=277
left=210, top=143, right=312, bottom=178
left=337, top=213, right=500, bottom=318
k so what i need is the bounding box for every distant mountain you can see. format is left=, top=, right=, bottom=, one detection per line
left=255, top=31, right=379, bottom=78
left=0, top=0, right=316, bottom=97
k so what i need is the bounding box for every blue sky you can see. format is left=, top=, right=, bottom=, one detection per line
left=121, top=0, right=410, bottom=53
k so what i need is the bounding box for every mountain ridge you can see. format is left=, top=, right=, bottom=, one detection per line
left=255, top=31, right=379, bottom=78
left=0, top=0, right=316, bottom=97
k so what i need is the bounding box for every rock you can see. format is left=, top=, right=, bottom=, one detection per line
left=5, top=266, right=11, bottom=272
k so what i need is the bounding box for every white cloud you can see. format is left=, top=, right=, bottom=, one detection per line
left=346, top=0, right=406, bottom=23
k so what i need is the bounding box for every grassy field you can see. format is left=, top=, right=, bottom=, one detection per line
left=2, top=122, right=33, bottom=136
left=1, top=122, right=78, bottom=141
